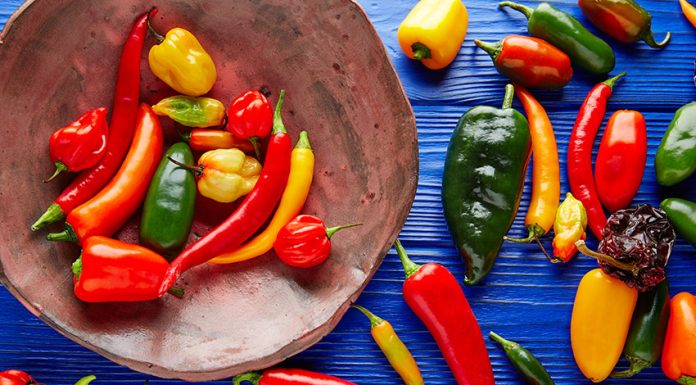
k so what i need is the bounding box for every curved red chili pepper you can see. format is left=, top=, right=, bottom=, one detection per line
left=0, top=371, right=35, bottom=385
left=227, top=90, right=273, bottom=159
left=32, top=8, right=152, bottom=231
left=568, top=72, right=625, bottom=239
left=233, top=368, right=356, bottom=385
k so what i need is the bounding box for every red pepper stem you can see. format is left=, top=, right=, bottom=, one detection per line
left=602, top=72, right=627, bottom=89
left=145, top=7, right=165, bottom=43
left=474, top=39, right=501, bottom=61
left=610, top=354, right=651, bottom=378
left=395, top=239, right=421, bottom=279
left=574, top=240, right=640, bottom=276
left=249, top=137, right=261, bottom=161
left=46, top=223, right=78, bottom=243
left=167, top=156, right=203, bottom=176
left=272, top=89, right=287, bottom=135
left=73, top=375, right=96, bottom=385
left=296, top=130, right=311, bottom=150
left=411, top=42, right=432, bottom=60
left=499, top=1, right=533, bottom=18
left=167, top=286, right=185, bottom=298
left=502, top=84, right=514, bottom=109
left=31, top=203, right=66, bottom=231
left=351, top=304, right=385, bottom=328
left=72, top=255, right=83, bottom=281
left=642, top=30, right=671, bottom=49
left=44, top=161, right=69, bottom=183
left=679, top=376, right=696, bottom=385
left=232, top=372, right=263, bottom=385
left=326, top=223, right=362, bottom=239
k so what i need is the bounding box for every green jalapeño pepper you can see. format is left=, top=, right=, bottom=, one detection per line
left=140, top=142, right=196, bottom=258
left=612, top=280, right=670, bottom=378
left=499, top=1, right=615, bottom=75
left=490, top=331, right=555, bottom=385
left=661, top=198, right=696, bottom=247
left=442, top=84, right=531, bottom=285
left=578, top=0, right=670, bottom=48
left=656, top=102, right=696, bottom=186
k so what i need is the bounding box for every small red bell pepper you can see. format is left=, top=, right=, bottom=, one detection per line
left=0, top=370, right=36, bottom=385
left=227, top=90, right=273, bottom=160
left=46, top=107, right=108, bottom=182
left=662, top=292, right=696, bottom=384
left=233, top=369, right=356, bottom=385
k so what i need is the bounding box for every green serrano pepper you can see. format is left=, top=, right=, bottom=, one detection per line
left=499, top=1, right=615, bottom=75
left=661, top=198, right=696, bottom=247
left=656, top=102, right=696, bottom=186
left=612, top=279, right=670, bottom=378
left=490, top=331, right=555, bottom=385
left=140, top=142, right=196, bottom=258
left=442, top=84, right=531, bottom=285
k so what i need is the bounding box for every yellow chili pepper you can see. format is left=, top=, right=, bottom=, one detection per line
left=571, top=268, right=638, bottom=383
left=209, top=131, right=314, bottom=264
left=147, top=14, right=217, bottom=96
left=552, top=192, right=587, bottom=263
left=680, top=0, right=696, bottom=29
left=397, top=0, right=468, bottom=70
left=152, top=95, right=225, bottom=128
left=352, top=305, right=424, bottom=385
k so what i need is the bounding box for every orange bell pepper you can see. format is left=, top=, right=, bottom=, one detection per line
left=662, top=292, right=696, bottom=384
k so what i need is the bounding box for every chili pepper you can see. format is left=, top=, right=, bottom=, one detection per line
left=662, top=292, right=696, bottom=384
left=571, top=268, right=638, bottom=383
left=272, top=215, right=360, bottom=268
left=227, top=90, right=273, bottom=160
left=45, top=107, right=108, bottom=182
left=489, top=331, right=555, bottom=385
left=140, top=142, right=196, bottom=258
left=475, top=35, right=572, bottom=90
left=152, top=95, right=225, bottom=128
left=661, top=198, right=696, bottom=247
left=499, top=1, right=615, bottom=75
left=73, top=375, right=96, bottom=385
left=552, top=192, right=587, bottom=263
left=31, top=9, right=151, bottom=231
left=209, top=131, right=314, bottom=265
left=147, top=13, right=216, bottom=96
left=157, top=90, right=292, bottom=297
left=595, top=110, right=647, bottom=212
left=397, top=0, right=468, bottom=70
left=680, top=0, right=696, bottom=29
left=352, top=305, right=424, bottom=385
left=505, top=86, right=559, bottom=252
left=46, top=104, right=164, bottom=244
left=655, top=102, right=696, bottom=186
left=395, top=240, right=494, bottom=385
left=183, top=129, right=254, bottom=153
left=0, top=370, right=35, bottom=385
left=442, top=84, right=531, bottom=285
left=233, top=369, right=356, bottom=385
left=611, top=279, right=670, bottom=378
left=568, top=72, right=626, bottom=239
left=579, top=0, right=670, bottom=48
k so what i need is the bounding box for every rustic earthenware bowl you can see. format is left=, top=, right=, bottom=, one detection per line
left=0, top=0, right=417, bottom=380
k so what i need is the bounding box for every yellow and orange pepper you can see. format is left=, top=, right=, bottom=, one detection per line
left=552, top=193, right=587, bottom=263
left=680, top=0, right=696, bottom=29
left=397, top=0, right=468, bottom=70
left=662, top=292, right=696, bottom=384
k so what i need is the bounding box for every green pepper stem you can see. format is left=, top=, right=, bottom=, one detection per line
left=679, top=376, right=696, bottom=385
left=167, top=286, right=185, bottom=298
left=505, top=225, right=556, bottom=262
left=72, top=255, right=83, bottom=281
left=499, top=1, right=533, bottom=19
left=146, top=7, right=165, bottom=43
left=575, top=240, right=641, bottom=276
left=602, top=72, right=627, bottom=89
left=352, top=304, right=385, bottom=328
left=167, top=156, right=203, bottom=176
left=44, top=161, right=68, bottom=183
left=489, top=331, right=517, bottom=353
left=233, top=372, right=263, bottom=385
left=411, top=42, right=432, bottom=60
left=610, top=354, right=652, bottom=378
left=326, top=223, right=362, bottom=239
left=73, top=375, right=96, bottom=385
left=272, top=89, right=287, bottom=135
left=296, top=130, right=311, bottom=150
left=47, top=224, right=78, bottom=243
left=395, top=239, right=421, bottom=279
left=249, top=137, right=262, bottom=161
left=474, top=39, right=501, bottom=61
left=31, top=203, right=66, bottom=231
left=502, top=84, right=515, bottom=109
left=643, top=30, right=671, bottom=49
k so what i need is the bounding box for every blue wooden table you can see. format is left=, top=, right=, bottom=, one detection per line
left=2, top=0, right=696, bottom=384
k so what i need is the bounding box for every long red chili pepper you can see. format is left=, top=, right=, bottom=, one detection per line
left=31, top=8, right=152, bottom=231
left=568, top=72, right=626, bottom=239
left=233, top=368, right=356, bottom=385
left=395, top=240, right=494, bottom=385
left=158, top=90, right=292, bottom=295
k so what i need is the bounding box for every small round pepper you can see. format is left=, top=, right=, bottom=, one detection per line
left=152, top=95, right=225, bottom=128
left=552, top=192, right=587, bottom=263
left=227, top=90, right=273, bottom=160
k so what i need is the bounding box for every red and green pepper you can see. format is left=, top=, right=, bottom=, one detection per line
left=227, top=90, right=273, bottom=160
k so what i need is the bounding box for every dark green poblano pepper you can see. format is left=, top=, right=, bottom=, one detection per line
left=442, top=84, right=531, bottom=285
left=490, top=331, right=556, bottom=385
left=656, top=102, right=696, bottom=186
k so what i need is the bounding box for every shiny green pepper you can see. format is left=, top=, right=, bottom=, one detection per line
left=655, top=102, right=696, bottom=186
left=152, top=95, right=226, bottom=128
left=661, top=198, right=696, bottom=247
left=490, top=331, right=555, bottom=385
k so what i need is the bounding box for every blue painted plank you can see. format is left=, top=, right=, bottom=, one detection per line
left=2, top=0, right=696, bottom=385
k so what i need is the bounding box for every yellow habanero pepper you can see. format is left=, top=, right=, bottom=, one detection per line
left=210, top=130, right=315, bottom=264
left=571, top=268, right=638, bottom=383
left=397, top=0, right=468, bottom=70
left=147, top=14, right=216, bottom=96
left=552, top=193, right=587, bottom=263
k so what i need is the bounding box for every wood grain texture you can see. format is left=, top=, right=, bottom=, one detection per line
left=1, top=0, right=696, bottom=384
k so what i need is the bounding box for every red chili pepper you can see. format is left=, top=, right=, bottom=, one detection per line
left=45, top=107, right=108, bottom=182
left=184, top=129, right=255, bottom=153
left=233, top=369, right=356, bottom=385
left=273, top=215, right=360, bottom=268
left=46, top=104, right=164, bottom=244
left=395, top=240, right=494, bottom=385
left=0, top=371, right=36, bottom=385
left=595, top=110, right=647, bottom=212
left=568, top=72, right=626, bottom=239
left=157, top=90, right=292, bottom=296
left=31, top=9, right=152, bottom=231
left=227, top=90, right=273, bottom=160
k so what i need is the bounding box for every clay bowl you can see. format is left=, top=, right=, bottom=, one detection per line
left=0, top=0, right=417, bottom=381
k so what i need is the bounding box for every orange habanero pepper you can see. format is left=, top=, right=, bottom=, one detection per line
left=662, top=292, right=696, bottom=384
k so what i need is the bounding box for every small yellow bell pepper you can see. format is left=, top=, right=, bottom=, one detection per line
left=552, top=192, right=587, bottom=263
left=397, top=0, right=468, bottom=70
left=148, top=15, right=217, bottom=96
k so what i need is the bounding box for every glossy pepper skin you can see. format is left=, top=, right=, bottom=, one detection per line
left=227, top=90, right=273, bottom=160
left=352, top=305, right=424, bottom=385
left=595, top=110, right=647, bottom=212
left=475, top=35, right=572, bottom=90
left=681, top=0, right=696, bottom=29
left=662, top=292, right=696, bottom=384
left=661, top=198, right=696, bottom=247
left=612, top=279, right=670, bottom=378
left=152, top=95, right=225, bottom=128
left=140, top=142, right=196, bottom=258
left=552, top=193, right=587, bottom=263
left=182, top=148, right=262, bottom=203
left=0, top=371, right=36, bottom=385
left=655, top=102, right=696, bottom=186
left=579, top=0, right=670, bottom=48
left=397, top=0, right=468, bottom=70
left=571, top=268, right=638, bottom=383
left=183, top=129, right=254, bottom=153
left=442, top=84, right=531, bottom=285
left=233, top=369, right=356, bottom=385
left=500, top=1, right=615, bottom=75
left=489, top=331, right=555, bottom=385
left=395, top=240, right=494, bottom=385
left=46, top=107, right=108, bottom=182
